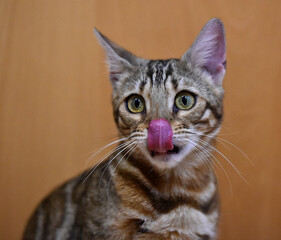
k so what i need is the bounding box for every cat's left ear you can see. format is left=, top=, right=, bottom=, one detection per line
left=182, top=18, right=226, bottom=86
left=94, top=28, right=143, bottom=87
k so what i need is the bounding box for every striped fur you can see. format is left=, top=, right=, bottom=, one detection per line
left=23, top=18, right=226, bottom=240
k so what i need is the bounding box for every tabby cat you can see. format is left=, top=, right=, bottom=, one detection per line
left=23, top=18, right=226, bottom=240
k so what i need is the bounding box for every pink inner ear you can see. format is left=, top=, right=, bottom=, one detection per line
left=186, top=19, right=226, bottom=85
left=148, top=119, right=173, bottom=153
left=204, top=32, right=226, bottom=73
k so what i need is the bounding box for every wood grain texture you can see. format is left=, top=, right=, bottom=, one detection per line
left=0, top=0, right=280, bottom=239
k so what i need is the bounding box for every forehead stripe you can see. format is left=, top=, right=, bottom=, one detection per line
left=146, top=60, right=174, bottom=87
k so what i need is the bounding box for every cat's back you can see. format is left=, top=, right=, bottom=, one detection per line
left=23, top=164, right=120, bottom=240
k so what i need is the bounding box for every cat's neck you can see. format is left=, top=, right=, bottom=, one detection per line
left=114, top=152, right=215, bottom=197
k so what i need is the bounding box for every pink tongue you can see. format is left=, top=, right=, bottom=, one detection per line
left=148, top=119, right=174, bottom=153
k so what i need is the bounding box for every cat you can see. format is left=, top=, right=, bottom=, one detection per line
left=23, top=18, right=226, bottom=240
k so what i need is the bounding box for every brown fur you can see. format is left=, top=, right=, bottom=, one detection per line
left=23, top=18, right=226, bottom=240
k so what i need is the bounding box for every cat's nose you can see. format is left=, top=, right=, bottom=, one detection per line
left=148, top=119, right=174, bottom=153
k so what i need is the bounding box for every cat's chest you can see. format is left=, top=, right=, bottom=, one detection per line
left=113, top=204, right=217, bottom=240
left=112, top=171, right=218, bottom=239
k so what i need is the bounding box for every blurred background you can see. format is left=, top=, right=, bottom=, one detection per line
left=0, top=0, right=280, bottom=239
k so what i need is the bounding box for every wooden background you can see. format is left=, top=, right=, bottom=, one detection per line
left=0, top=0, right=280, bottom=239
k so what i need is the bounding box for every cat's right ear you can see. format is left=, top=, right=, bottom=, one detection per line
left=94, top=28, right=140, bottom=87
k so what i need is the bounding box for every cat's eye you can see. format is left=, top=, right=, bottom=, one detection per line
left=126, top=95, right=145, bottom=113
left=175, top=91, right=196, bottom=110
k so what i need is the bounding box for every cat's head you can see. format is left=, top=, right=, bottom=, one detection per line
left=95, top=18, right=226, bottom=170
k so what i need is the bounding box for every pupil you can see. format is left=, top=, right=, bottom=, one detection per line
left=182, top=96, right=188, bottom=105
left=134, top=98, right=140, bottom=108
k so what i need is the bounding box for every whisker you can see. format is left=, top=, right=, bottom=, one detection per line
left=179, top=128, right=240, bottom=137
left=85, top=135, right=120, bottom=156
left=194, top=137, right=249, bottom=185
left=81, top=131, right=146, bottom=183
left=174, top=130, right=251, bottom=181
left=174, top=135, right=215, bottom=170
left=188, top=136, right=233, bottom=194
left=86, top=136, right=129, bottom=164
left=178, top=130, right=252, bottom=165
left=130, top=132, right=146, bottom=139
left=187, top=139, right=216, bottom=174
left=211, top=136, right=253, bottom=166
left=188, top=131, right=249, bottom=160
left=130, top=137, right=146, bottom=141
left=174, top=133, right=233, bottom=193
left=194, top=148, right=220, bottom=185
left=106, top=144, right=138, bottom=196
left=81, top=141, right=132, bottom=183
left=98, top=141, right=136, bottom=188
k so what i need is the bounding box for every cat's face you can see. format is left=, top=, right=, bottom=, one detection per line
left=95, top=18, right=226, bottom=169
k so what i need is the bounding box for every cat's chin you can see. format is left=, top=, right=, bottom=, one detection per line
left=150, top=153, right=182, bottom=168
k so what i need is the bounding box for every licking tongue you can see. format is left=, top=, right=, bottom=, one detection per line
left=148, top=119, right=174, bottom=153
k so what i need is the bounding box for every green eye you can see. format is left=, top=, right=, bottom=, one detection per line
left=126, top=95, right=145, bottom=113
left=175, top=91, right=196, bottom=110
